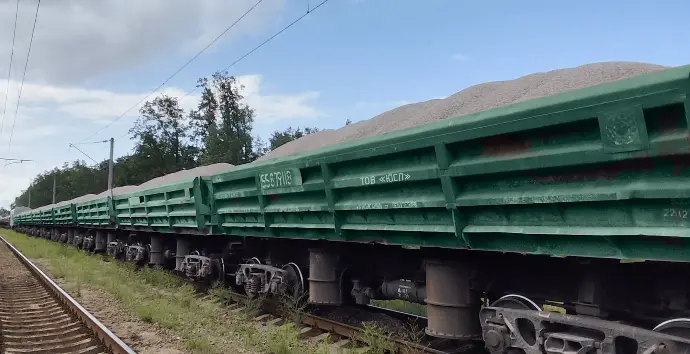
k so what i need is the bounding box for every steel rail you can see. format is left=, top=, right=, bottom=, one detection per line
left=0, top=235, right=137, bottom=354
left=230, top=292, right=458, bottom=354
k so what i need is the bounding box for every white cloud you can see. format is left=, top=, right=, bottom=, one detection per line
left=0, top=76, right=319, bottom=127
left=0, top=0, right=285, bottom=84
left=0, top=163, right=46, bottom=209
left=451, top=53, right=471, bottom=62
left=238, top=75, right=321, bottom=123
left=0, top=75, right=322, bottom=208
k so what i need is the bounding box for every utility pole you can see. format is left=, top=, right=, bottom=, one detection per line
left=52, top=174, right=56, bottom=204
left=28, top=188, right=31, bottom=209
left=108, top=138, right=114, bottom=195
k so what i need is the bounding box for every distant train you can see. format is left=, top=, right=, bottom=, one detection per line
left=13, top=65, right=690, bottom=354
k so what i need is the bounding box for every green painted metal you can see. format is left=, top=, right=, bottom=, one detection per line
left=15, top=65, right=690, bottom=264
left=37, top=208, right=54, bottom=226
left=75, top=197, right=113, bottom=227
left=16, top=210, right=35, bottom=225
left=205, top=65, right=690, bottom=263
left=54, top=204, right=76, bottom=225
left=112, top=178, right=212, bottom=233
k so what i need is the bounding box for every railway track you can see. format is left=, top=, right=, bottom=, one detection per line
left=222, top=292, right=479, bottom=354
left=0, top=235, right=135, bottom=354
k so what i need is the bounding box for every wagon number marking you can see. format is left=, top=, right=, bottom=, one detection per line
left=259, top=168, right=302, bottom=190
left=663, top=208, right=688, bottom=219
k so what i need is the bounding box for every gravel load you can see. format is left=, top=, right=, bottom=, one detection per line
left=26, top=62, right=669, bottom=211
left=93, top=185, right=141, bottom=198
left=259, top=61, right=668, bottom=161
left=137, top=163, right=234, bottom=189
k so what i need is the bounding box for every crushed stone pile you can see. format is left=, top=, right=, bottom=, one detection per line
left=136, top=163, right=234, bottom=189
left=19, top=62, right=669, bottom=211
left=258, top=61, right=668, bottom=161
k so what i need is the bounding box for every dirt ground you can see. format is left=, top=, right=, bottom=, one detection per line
left=34, top=259, right=190, bottom=354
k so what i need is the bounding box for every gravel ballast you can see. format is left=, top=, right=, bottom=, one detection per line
left=259, top=61, right=668, bottom=161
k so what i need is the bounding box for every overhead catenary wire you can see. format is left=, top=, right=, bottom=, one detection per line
left=7, top=0, right=41, bottom=152
left=177, top=0, right=331, bottom=102
left=73, top=140, right=109, bottom=145
left=116, top=0, right=332, bottom=141
left=0, top=0, right=21, bottom=137
left=68, top=143, right=99, bottom=165
left=77, top=0, right=266, bottom=144
left=3, top=158, right=31, bottom=168
left=0, top=157, right=32, bottom=162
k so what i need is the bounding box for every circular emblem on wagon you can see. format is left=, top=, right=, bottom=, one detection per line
left=604, top=113, right=640, bottom=146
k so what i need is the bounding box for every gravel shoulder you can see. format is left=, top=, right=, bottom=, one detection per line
left=32, top=259, right=189, bottom=354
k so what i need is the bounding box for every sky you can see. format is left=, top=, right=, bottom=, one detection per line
left=0, top=0, right=689, bottom=208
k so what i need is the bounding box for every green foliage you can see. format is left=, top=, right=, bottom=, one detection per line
left=12, top=69, right=320, bottom=209
left=370, top=299, right=427, bottom=316
left=360, top=323, right=395, bottom=354
left=192, top=71, right=257, bottom=165
left=269, top=126, right=319, bottom=151
left=266, top=323, right=301, bottom=354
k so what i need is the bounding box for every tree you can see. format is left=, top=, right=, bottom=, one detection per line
left=129, top=95, right=198, bottom=176
left=269, top=126, right=320, bottom=151
left=11, top=70, right=327, bottom=209
left=193, top=71, right=257, bottom=165
left=0, top=207, right=10, bottom=217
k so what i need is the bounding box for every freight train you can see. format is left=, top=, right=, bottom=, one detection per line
left=11, top=65, right=690, bottom=354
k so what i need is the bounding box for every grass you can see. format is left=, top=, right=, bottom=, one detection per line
left=371, top=299, right=427, bottom=317
left=278, top=291, right=310, bottom=325
left=0, top=230, right=347, bottom=354
left=360, top=323, right=395, bottom=354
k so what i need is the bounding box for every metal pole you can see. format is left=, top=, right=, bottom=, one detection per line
left=107, top=138, right=114, bottom=193
left=52, top=174, right=56, bottom=204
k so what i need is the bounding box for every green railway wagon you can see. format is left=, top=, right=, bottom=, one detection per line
left=16, top=64, right=690, bottom=353
left=53, top=202, right=77, bottom=226
left=207, top=64, right=690, bottom=263
left=113, top=178, right=213, bottom=234
left=37, top=207, right=54, bottom=226
left=22, top=210, right=35, bottom=225
left=197, top=64, right=690, bottom=352
left=75, top=197, right=113, bottom=228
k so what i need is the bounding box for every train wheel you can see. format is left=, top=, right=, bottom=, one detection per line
left=490, top=294, right=542, bottom=311
left=653, top=318, right=690, bottom=339
left=281, top=262, right=305, bottom=297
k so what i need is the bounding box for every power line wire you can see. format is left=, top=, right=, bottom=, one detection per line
left=112, top=0, right=331, bottom=142
left=3, top=158, right=31, bottom=168
left=74, top=140, right=109, bottom=145
left=77, top=0, right=265, bottom=144
left=0, top=0, right=21, bottom=137
left=115, top=0, right=330, bottom=143
left=0, top=157, right=32, bottom=161
left=177, top=0, right=330, bottom=102
left=68, top=143, right=99, bottom=164
left=7, top=0, right=41, bottom=152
